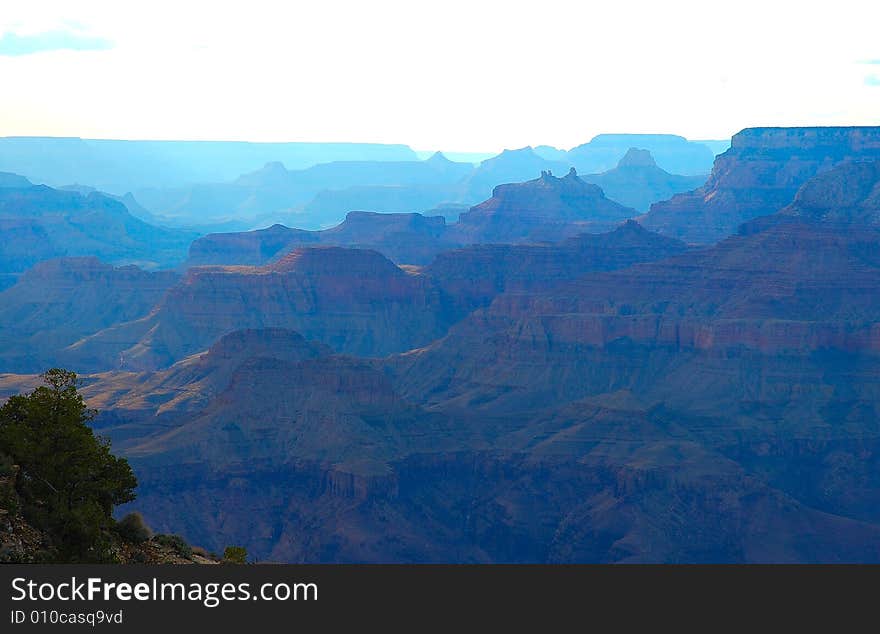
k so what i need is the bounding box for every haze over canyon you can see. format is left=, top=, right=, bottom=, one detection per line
left=4, top=126, right=880, bottom=563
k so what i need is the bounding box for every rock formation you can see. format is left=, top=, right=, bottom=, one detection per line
left=67, top=247, right=461, bottom=370
left=451, top=168, right=636, bottom=243
left=0, top=257, right=179, bottom=373
left=424, top=219, right=688, bottom=311
left=640, top=126, right=880, bottom=244
left=187, top=170, right=639, bottom=268
left=187, top=211, right=454, bottom=267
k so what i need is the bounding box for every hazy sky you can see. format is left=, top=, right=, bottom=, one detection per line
left=0, top=0, right=878, bottom=152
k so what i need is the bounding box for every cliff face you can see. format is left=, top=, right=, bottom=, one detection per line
left=777, top=159, right=880, bottom=225
left=66, top=323, right=880, bottom=564
left=640, top=126, right=880, bottom=244
left=424, top=220, right=689, bottom=312
left=123, top=442, right=880, bottom=564
left=396, top=215, right=880, bottom=414
left=67, top=247, right=461, bottom=371
left=396, top=158, right=880, bottom=408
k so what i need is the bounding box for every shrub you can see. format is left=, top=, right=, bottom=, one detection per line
left=153, top=534, right=193, bottom=559
left=116, top=512, right=152, bottom=544
left=223, top=545, right=247, bottom=564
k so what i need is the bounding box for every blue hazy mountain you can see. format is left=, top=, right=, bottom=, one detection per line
left=0, top=137, right=419, bottom=194
left=692, top=139, right=732, bottom=156
left=0, top=138, right=719, bottom=230
left=532, top=145, right=571, bottom=162
left=133, top=152, right=475, bottom=229
left=293, top=148, right=704, bottom=228
left=186, top=169, right=638, bottom=269
left=568, top=134, right=721, bottom=175
left=0, top=184, right=195, bottom=275
left=249, top=151, right=474, bottom=190
left=462, top=147, right=570, bottom=200
left=299, top=149, right=572, bottom=227
left=414, top=149, right=497, bottom=164
left=297, top=185, right=469, bottom=229
left=580, top=148, right=707, bottom=211
left=0, top=171, right=33, bottom=188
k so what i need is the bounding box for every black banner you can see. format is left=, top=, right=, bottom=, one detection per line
left=0, top=564, right=876, bottom=630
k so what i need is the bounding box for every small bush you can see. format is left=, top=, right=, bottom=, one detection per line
left=223, top=546, right=247, bottom=564
left=116, top=512, right=152, bottom=544
left=153, top=534, right=193, bottom=560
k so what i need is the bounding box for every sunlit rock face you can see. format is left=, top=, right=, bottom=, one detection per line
left=67, top=246, right=462, bottom=371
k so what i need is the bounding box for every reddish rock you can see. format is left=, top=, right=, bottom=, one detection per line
left=68, top=247, right=460, bottom=370
left=424, top=219, right=688, bottom=311
left=393, top=162, right=880, bottom=412
left=0, top=257, right=179, bottom=373
left=452, top=168, right=635, bottom=243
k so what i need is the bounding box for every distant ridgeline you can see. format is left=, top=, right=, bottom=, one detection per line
left=0, top=137, right=420, bottom=193
left=0, top=134, right=723, bottom=230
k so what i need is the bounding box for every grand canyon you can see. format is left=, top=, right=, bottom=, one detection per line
left=2, top=123, right=880, bottom=563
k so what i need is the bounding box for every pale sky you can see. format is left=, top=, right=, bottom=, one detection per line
left=0, top=0, right=878, bottom=152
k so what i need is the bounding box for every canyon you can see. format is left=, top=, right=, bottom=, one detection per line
left=2, top=127, right=880, bottom=562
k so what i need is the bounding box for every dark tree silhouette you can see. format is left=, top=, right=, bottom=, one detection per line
left=0, top=369, right=137, bottom=562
